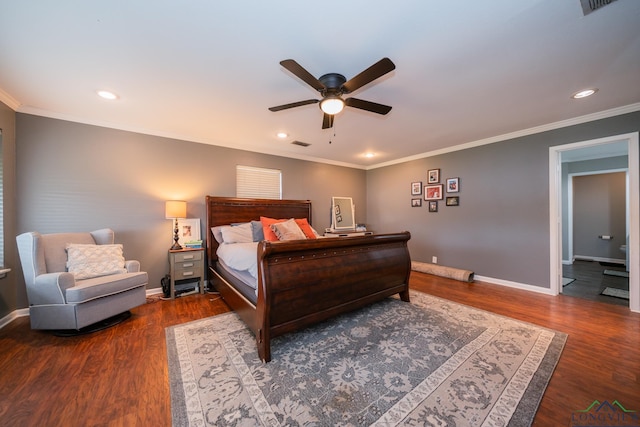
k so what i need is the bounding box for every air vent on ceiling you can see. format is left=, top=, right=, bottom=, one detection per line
left=291, top=140, right=311, bottom=147
left=579, top=0, right=617, bottom=16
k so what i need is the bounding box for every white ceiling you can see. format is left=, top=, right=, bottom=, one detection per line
left=1, top=0, right=639, bottom=169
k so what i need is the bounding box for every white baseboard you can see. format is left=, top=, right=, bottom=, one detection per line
left=0, top=287, right=167, bottom=330
left=473, top=275, right=557, bottom=296
left=0, top=307, right=29, bottom=329
left=573, top=255, right=626, bottom=265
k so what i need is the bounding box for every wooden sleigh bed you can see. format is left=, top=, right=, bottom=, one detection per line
left=205, top=196, right=411, bottom=362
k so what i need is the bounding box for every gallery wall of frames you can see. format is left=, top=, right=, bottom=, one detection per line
left=410, top=168, right=459, bottom=212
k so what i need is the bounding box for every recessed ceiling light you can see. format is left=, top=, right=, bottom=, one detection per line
left=571, top=88, right=598, bottom=99
left=276, top=132, right=288, bottom=139
left=97, top=90, right=118, bottom=100
left=364, top=152, right=375, bottom=158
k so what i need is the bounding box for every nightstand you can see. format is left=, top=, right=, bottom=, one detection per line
left=168, top=248, right=205, bottom=299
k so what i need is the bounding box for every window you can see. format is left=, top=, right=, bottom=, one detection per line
left=0, top=129, right=4, bottom=267
left=236, top=165, right=282, bottom=199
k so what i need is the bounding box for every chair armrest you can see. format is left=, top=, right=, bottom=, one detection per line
left=29, top=272, right=76, bottom=305
left=125, top=260, right=141, bottom=273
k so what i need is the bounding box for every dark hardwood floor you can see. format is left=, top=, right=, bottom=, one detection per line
left=1, top=273, right=638, bottom=426
left=562, top=260, right=629, bottom=306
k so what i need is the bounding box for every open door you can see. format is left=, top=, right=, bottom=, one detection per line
left=549, top=132, right=639, bottom=312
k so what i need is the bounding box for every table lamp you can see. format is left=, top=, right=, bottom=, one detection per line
left=165, top=200, right=187, bottom=250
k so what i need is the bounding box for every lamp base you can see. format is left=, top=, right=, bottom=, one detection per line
left=171, top=217, right=182, bottom=250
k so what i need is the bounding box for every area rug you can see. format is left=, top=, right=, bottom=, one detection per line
left=603, top=269, right=629, bottom=278
left=601, top=287, right=630, bottom=299
left=166, top=291, right=566, bottom=426
left=562, top=277, right=575, bottom=287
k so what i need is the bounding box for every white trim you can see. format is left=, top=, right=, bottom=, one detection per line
left=146, top=287, right=164, bottom=296
left=474, top=275, right=556, bottom=296
left=549, top=149, right=563, bottom=296
left=549, top=132, right=639, bottom=312
left=369, top=103, right=640, bottom=170
left=573, top=255, right=626, bottom=264
left=0, top=288, right=166, bottom=329
left=0, top=308, right=29, bottom=329
left=628, top=134, right=639, bottom=312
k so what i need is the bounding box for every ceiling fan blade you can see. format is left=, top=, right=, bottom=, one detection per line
left=322, top=113, right=334, bottom=129
left=345, top=97, right=392, bottom=115
left=341, top=57, right=395, bottom=93
left=268, top=99, right=319, bottom=112
left=280, top=59, right=326, bottom=92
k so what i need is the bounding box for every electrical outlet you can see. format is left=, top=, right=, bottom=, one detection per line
left=432, top=256, right=437, bottom=264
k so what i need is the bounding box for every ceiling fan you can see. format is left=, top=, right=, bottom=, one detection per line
left=268, top=58, right=395, bottom=129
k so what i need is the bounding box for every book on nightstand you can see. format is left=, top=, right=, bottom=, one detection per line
left=184, top=240, right=203, bottom=248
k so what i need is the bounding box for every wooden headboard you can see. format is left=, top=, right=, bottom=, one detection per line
left=205, top=196, right=312, bottom=266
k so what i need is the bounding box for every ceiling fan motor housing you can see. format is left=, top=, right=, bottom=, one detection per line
left=319, top=73, right=347, bottom=94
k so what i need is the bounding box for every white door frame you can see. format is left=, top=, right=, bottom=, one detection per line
left=549, top=132, right=639, bottom=312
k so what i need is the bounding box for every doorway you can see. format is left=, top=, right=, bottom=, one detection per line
left=549, top=132, right=639, bottom=312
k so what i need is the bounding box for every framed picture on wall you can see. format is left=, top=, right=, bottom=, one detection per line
left=411, top=198, right=422, bottom=207
left=446, top=196, right=459, bottom=206
left=427, top=168, right=440, bottom=183
left=411, top=181, right=422, bottom=195
left=424, top=184, right=443, bottom=200
left=446, top=177, right=460, bottom=193
left=429, top=201, right=438, bottom=212
left=175, top=218, right=201, bottom=246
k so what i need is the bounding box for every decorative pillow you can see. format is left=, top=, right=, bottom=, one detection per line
left=251, top=220, right=265, bottom=241
left=270, top=218, right=307, bottom=241
left=220, top=222, right=254, bottom=244
left=66, top=244, right=127, bottom=280
left=294, top=218, right=318, bottom=239
left=260, top=216, right=287, bottom=241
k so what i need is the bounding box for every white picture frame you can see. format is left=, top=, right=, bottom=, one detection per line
left=174, top=218, right=201, bottom=246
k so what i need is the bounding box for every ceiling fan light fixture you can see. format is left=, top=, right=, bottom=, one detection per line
left=320, top=96, right=345, bottom=115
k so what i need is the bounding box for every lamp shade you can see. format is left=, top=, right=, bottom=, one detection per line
left=165, top=200, right=187, bottom=219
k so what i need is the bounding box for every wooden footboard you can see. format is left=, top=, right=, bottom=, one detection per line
left=255, top=232, right=411, bottom=361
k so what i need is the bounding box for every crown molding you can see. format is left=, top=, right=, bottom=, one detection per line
left=367, top=103, right=640, bottom=170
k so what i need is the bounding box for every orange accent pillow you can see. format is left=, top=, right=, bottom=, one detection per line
left=260, top=216, right=287, bottom=241
left=260, top=216, right=317, bottom=241
left=295, top=218, right=317, bottom=239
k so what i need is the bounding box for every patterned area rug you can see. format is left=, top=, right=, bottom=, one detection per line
left=166, top=291, right=566, bottom=426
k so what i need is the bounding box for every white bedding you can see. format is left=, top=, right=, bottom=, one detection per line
left=216, top=242, right=258, bottom=281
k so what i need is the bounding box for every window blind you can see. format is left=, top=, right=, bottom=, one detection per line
left=236, top=165, right=282, bottom=199
left=0, top=129, right=4, bottom=266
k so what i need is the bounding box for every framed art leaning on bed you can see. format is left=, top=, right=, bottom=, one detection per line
left=205, top=196, right=412, bottom=362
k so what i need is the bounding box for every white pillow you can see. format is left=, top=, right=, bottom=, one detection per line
left=211, top=226, right=225, bottom=244
left=66, top=244, right=127, bottom=280
left=270, top=218, right=307, bottom=241
left=220, top=222, right=254, bottom=244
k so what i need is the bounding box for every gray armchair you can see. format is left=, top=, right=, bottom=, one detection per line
left=16, top=228, right=148, bottom=331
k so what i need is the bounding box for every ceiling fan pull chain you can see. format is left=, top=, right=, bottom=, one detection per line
left=330, top=122, right=337, bottom=144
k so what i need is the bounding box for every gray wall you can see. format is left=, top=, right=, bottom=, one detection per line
left=367, top=111, right=640, bottom=289
left=573, top=172, right=626, bottom=260
left=12, top=114, right=366, bottom=311
left=0, top=102, right=17, bottom=317
left=3, top=110, right=640, bottom=317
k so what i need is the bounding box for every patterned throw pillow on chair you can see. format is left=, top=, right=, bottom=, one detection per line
left=66, top=244, right=127, bottom=280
